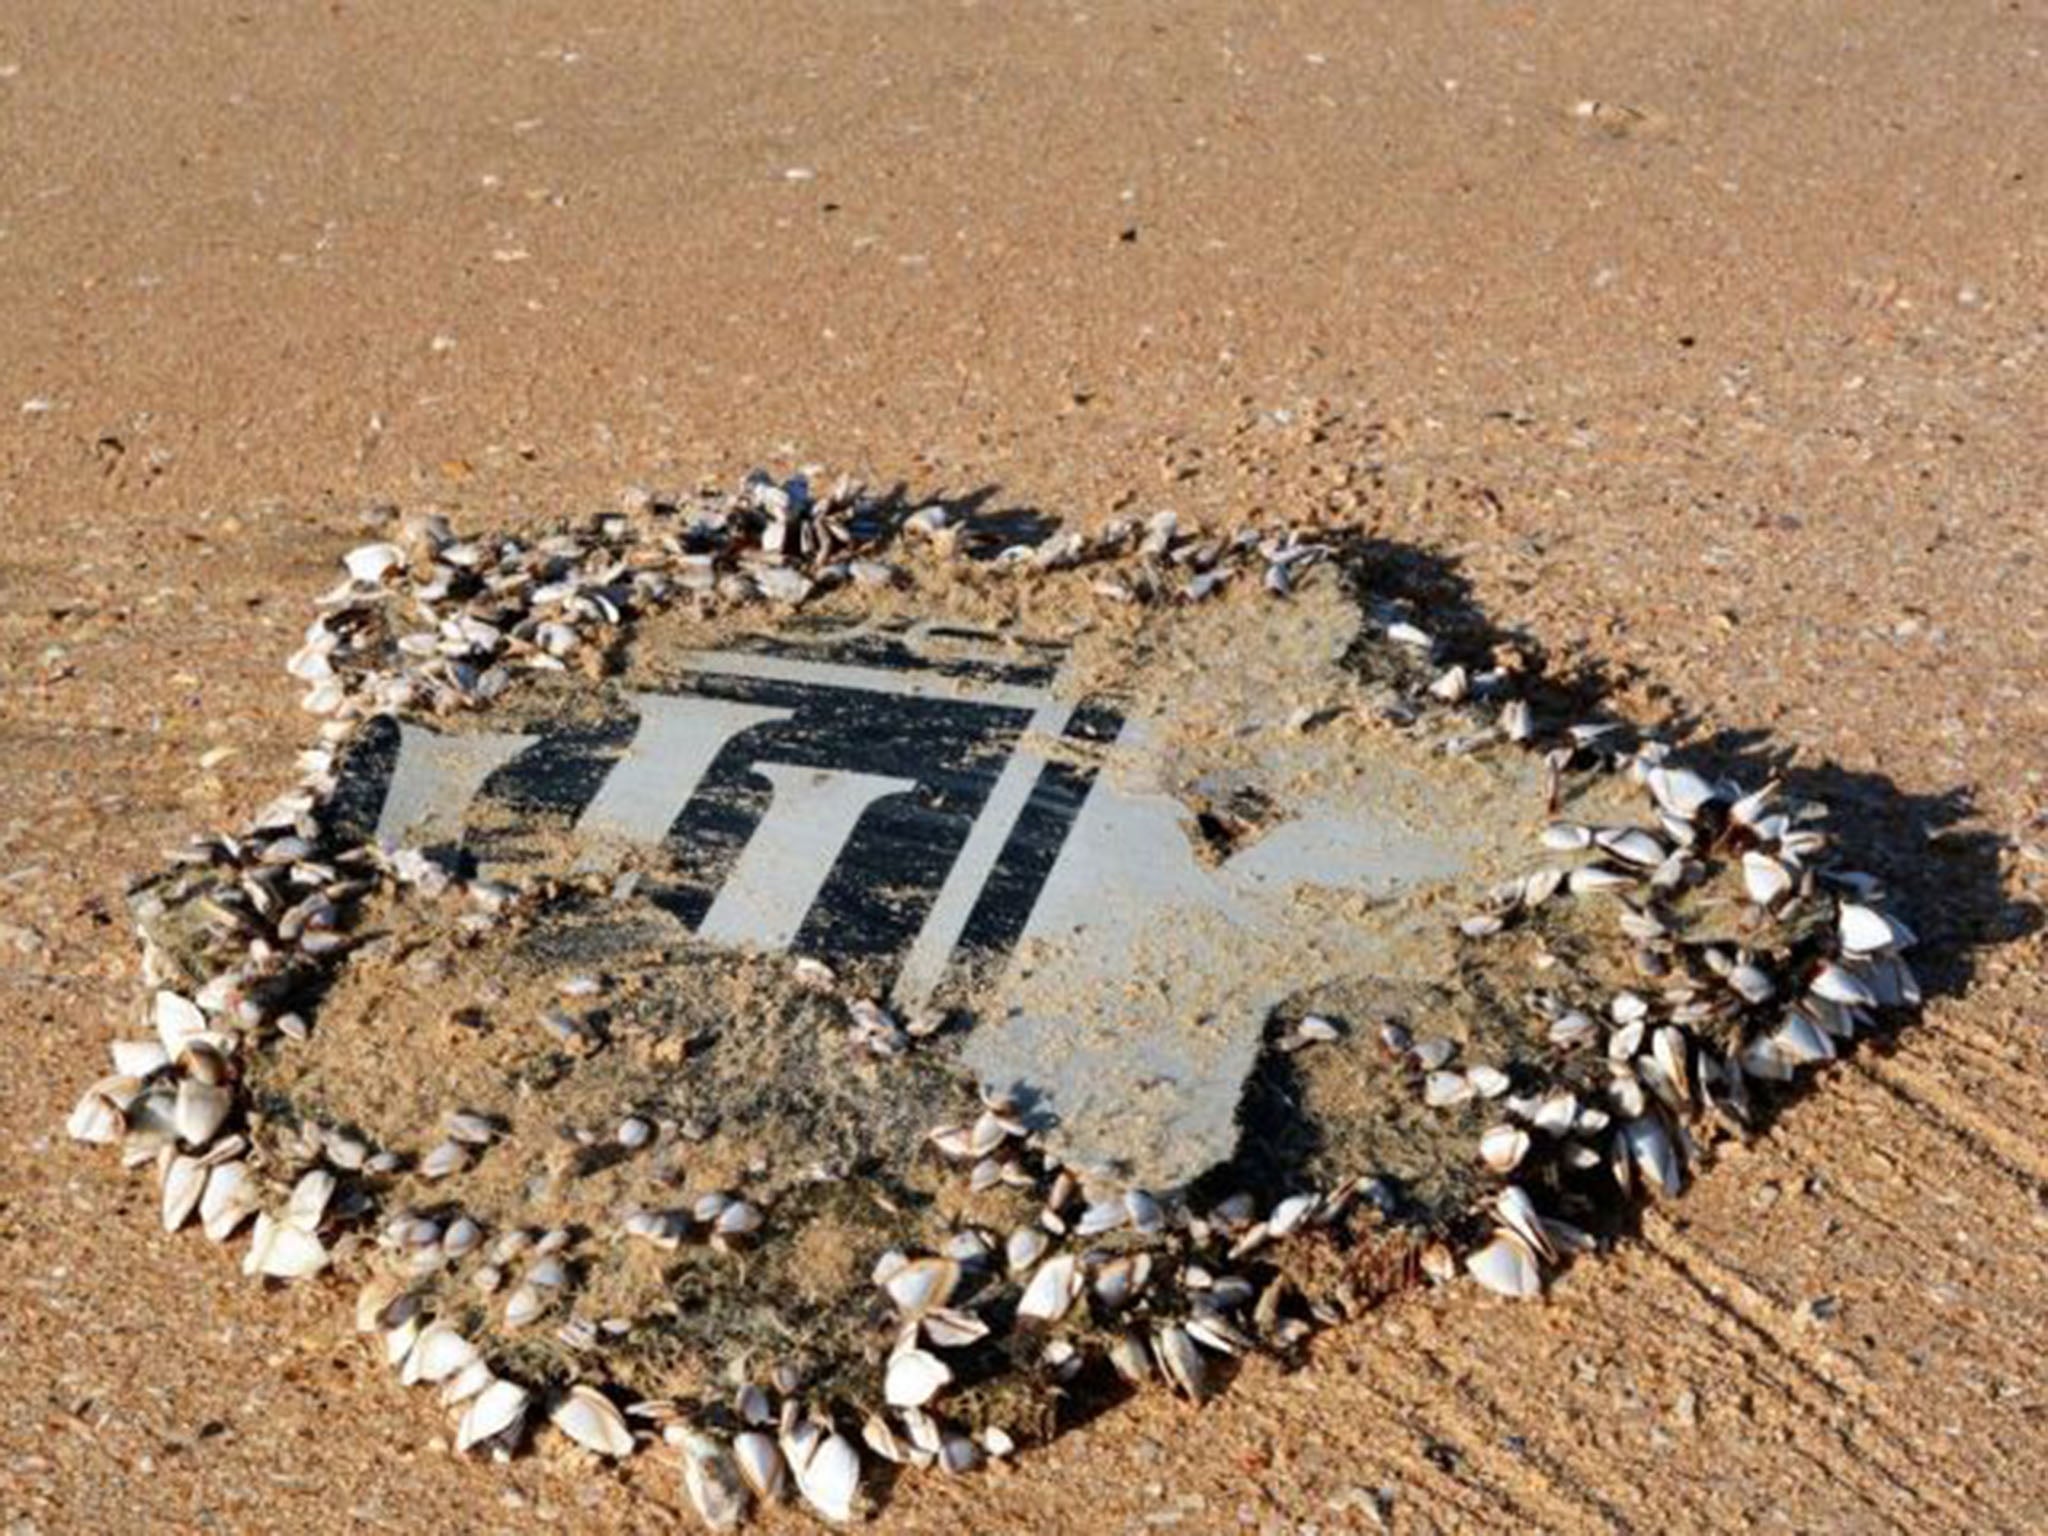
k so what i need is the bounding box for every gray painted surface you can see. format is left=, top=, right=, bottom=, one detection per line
left=960, top=716, right=1492, bottom=1189
left=360, top=623, right=1518, bottom=1191
left=696, top=762, right=918, bottom=950
left=374, top=722, right=536, bottom=846
left=576, top=692, right=793, bottom=848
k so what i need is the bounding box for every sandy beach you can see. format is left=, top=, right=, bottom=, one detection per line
left=3, top=3, right=2045, bottom=1531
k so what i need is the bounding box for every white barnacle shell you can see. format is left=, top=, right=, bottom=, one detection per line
left=943, top=1231, right=996, bottom=1267
left=285, top=1168, right=335, bottom=1232
left=1651, top=1026, right=1692, bottom=1104
left=881, top=1255, right=959, bottom=1317
left=1547, top=1011, right=1598, bottom=1050
left=1479, top=1124, right=1532, bottom=1173
left=403, top=1322, right=481, bottom=1387
left=1620, top=1115, right=1684, bottom=1198
left=440, top=1357, right=494, bottom=1408
left=1179, top=1309, right=1242, bottom=1360
left=1771, top=1009, right=1838, bottom=1067
left=690, top=1191, right=734, bottom=1225
left=111, top=1039, right=170, bottom=1079
left=1541, top=821, right=1594, bottom=852
left=343, top=541, right=406, bottom=585
left=382, top=1313, right=421, bottom=1370
left=1153, top=1323, right=1209, bottom=1400
left=419, top=1140, right=470, bottom=1180
left=1466, top=1064, right=1512, bottom=1099
left=733, top=1430, right=786, bottom=1501
left=1005, top=1226, right=1049, bottom=1276
left=502, top=1284, right=548, bottom=1330
left=1016, top=1252, right=1084, bottom=1324
left=174, top=1078, right=234, bottom=1148
left=1522, top=866, right=1566, bottom=908
left=714, top=1200, right=764, bottom=1239
left=199, top=1160, right=258, bottom=1243
left=1091, top=1253, right=1153, bottom=1311
left=883, top=1347, right=953, bottom=1409
left=1074, top=1198, right=1128, bottom=1237
left=1493, top=1184, right=1557, bottom=1263
left=732, top=1383, right=774, bottom=1428
left=1267, top=1192, right=1319, bottom=1236
left=1410, top=1035, right=1456, bottom=1070
left=1742, top=851, right=1794, bottom=907
left=551, top=1386, right=634, bottom=1458
left=1568, top=864, right=1635, bottom=895
left=1609, top=990, right=1650, bottom=1026
left=66, top=1082, right=126, bottom=1145
left=1647, top=764, right=1717, bottom=819
left=790, top=1429, right=862, bottom=1525
left=1109, top=1329, right=1156, bottom=1385
left=1466, top=1230, right=1543, bottom=1298
left=160, top=1154, right=207, bottom=1232
left=925, top=1124, right=975, bottom=1159
left=861, top=1411, right=910, bottom=1464
left=1839, top=902, right=1914, bottom=955
left=1737, top=1033, right=1797, bottom=1083
left=1124, top=1187, right=1166, bottom=1231
left=1607, top=1069, right=1649, bottom=1119
left=1598, top=828, right=1667, bottom=868
left=243, top=1211, right=330, bottom=1281
left=1531, top=1090, right=1580, bottom=1135
left=1429, top=664, right=1470, bottom=701
left=153, top=990, right=208, bottom=1057
left=1423, top=1070, right=1473, bottom=1108
left=444, top=1110, right=497, bottom=1146
left=968, top=1108, right=1013, bottom=1156
left=456, top=1378, right=530, bottom=1455
left=921, top=1306, right=991, bottom=1349
left=1728, top=962, right=1776, bottom=1005
left=1616, top=905, right=1667, bottom=941
left=1810, top=962, right=1878, bottom=1009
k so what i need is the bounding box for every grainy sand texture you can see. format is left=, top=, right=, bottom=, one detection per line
left=3, top=3, right=2044, bottom=1533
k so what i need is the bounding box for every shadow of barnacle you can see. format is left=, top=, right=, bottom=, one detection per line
left=1188, top=525, right=2033, bottom=1323
left=859, top=481, right=1059, bottom=555
left=1684, top=736, right=2038, bottom=1002
left=1211, top=986, right=1494, bottom=1230
left=1327, top=532, right=1637, bottom=735
left=1326, top=524, right=2037, bottom=1019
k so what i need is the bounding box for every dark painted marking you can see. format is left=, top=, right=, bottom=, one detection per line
left=323, top=632, right=1094, bottom=990
left=950, top=699, right=1125, bottom=972
left=720, top=616, right=1064, bottom=688
left=648, top=672, right=1033, bottom=971
left=322, top=715, right=401, bottom=848
left=462, top=712, right=641, bottom=868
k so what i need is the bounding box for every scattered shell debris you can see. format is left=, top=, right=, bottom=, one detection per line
left=71, top=470, right=1919, bottom=1526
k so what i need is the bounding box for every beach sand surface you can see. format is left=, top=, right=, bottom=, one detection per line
left=2, top=4, right=2044, bottom=1531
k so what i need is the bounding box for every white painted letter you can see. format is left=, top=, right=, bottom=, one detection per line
left=576, top=692, right=793, bottom=846
left=696, top=762, right=916, bottom=951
